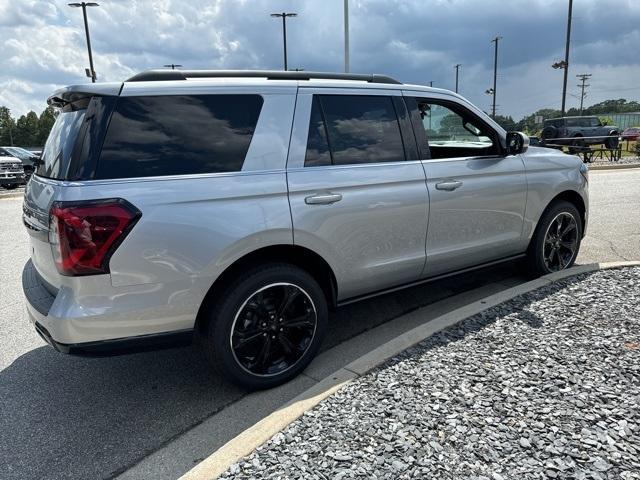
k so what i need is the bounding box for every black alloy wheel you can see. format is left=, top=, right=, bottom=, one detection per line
left=526, top=200, right=583, bottom=276
left=230, top=283, right=317, bottom=377
left=201, top=263, right=328, bottom=390
left=542, top=212, right=579, bottom=272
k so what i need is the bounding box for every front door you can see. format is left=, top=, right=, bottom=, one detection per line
left=287, top=90, right=429, bottom=300
left=406, top=94, right=527, bottom=277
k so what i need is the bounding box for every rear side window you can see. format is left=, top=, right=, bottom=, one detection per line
left=96, top=94, right=263, bottom=179
left=36, top=107, right=86, bottom=179
left=304, top=95, right=406, bottom=166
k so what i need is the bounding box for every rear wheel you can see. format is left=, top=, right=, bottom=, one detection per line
left=540, top=126, right=557, bottom=145
left=200, top=264, right=328, bottom=390
left=526, top=200, right=583, bottom=276
left=605, top=133, right=619, bottom=149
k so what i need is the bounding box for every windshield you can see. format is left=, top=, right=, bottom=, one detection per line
left=35, top=109, right=86, bottom=179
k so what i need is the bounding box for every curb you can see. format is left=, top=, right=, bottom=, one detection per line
left=589, top=163, right=640, bottom=170
left=0, top=192, right=24, bottom=200
left=179, top=261, right=640, bottom=480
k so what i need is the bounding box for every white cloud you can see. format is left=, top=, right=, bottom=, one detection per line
left=0, top=0, right=639, bottom=119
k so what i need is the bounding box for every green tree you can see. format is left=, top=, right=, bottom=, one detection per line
left=0, top=106, right=16, bottom=146
left=14, top=111, right=40, bottom=146
left=515, top=108, right=562, bottom=134
left=493, top=114, right=516, bottom=131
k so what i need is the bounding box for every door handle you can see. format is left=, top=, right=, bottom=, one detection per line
left=305, top=192, right=343, bottom=205
left=435, top=180, right=463, bottom=191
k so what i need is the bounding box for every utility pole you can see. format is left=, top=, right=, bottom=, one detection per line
left=454, top=64, right=461, bottom=93
left=429, top=81, right=433, bottom=87
left=491, top=36, right=502, bottom=119
left=270, top=12, right=297, bottom=71
left=576, top=73, right=592, bottom=115
left=68, top=2, right=99, bottom=82
left=560, top=0, right=573, bottom=115
left=163, top=64, right=182, bottom=70
left=344, top=0, right=350, bottom=73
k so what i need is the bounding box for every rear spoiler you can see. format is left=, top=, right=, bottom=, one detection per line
left=47, top=82, right=123, bottom=108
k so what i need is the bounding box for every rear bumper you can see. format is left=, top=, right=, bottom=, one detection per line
left=22, top=259, right=194, bottom=355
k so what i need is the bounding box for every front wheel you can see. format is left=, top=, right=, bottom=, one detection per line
left=526, top=201, right=583, bottom=276
left=200, top=264, right=328, bottom=390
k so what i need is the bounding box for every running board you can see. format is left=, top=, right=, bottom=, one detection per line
left=336, top=254, right=526, bottom=307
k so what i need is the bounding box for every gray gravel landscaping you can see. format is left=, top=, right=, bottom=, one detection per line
left=221, top=267, right=640, bottom=480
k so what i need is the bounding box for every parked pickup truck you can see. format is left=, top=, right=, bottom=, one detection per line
left=541, top=116, right=620, bottom=151
left=0, top=155, right=25, bottom=189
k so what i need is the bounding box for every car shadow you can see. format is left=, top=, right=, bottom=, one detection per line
left=0, top=261, right=526, bottom=480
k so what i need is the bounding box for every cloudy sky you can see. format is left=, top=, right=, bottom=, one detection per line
left=1, top=0, right=639, bottom=120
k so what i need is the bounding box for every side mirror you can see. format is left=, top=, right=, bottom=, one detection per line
left=506, top=131, right=529, bottom=155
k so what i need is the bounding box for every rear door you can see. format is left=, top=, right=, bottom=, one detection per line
left=404, top=93, right=527, bottom=277
left=287, top=89, right=429, bottom=300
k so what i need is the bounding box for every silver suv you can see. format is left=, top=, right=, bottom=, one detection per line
left=22, top=70, right=588, bottom=389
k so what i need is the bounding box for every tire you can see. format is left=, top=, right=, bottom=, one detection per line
left=2, top=184, right=18, bottom=190
left=605, top=133, right=619, bottom=149
left=526, top=200, right=583, bottom=277
left=200, top=263, right=328, bottom=390
left=540, top=126, right=557, bottom=145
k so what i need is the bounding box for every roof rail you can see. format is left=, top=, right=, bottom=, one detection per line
left=125, top=69, right=402, bottom=85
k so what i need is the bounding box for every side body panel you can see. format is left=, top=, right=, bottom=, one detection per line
left=287, top=90, right=430, bottom=300
left=421, top=156, right=527, bottom=276
left=520, top=147, right=589, bottom=241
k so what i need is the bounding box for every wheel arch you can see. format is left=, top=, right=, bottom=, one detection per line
left=194, top=245, right=338, bottom=334
left=529, top=190, right=586, bottom=251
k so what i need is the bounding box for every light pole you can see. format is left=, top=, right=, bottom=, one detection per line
left=68, top=2, right=99, bottom=83
left=560, top=0, right=573, bottom=115
left=491, top=36, right=502, bottom=119
left=270, top=12, right=297, bottom=71
left=454, top=64, right=461, bottom=93
left=344, top=0, right=350, bottom=73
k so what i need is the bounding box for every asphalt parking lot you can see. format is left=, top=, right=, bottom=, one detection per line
left=0, top=169, right=638, bottom=480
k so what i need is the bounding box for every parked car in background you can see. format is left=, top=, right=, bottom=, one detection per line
left=621, top=127, right=640, bottom=141
left=0, top=146, right=39, bottom=181
left=22, top=70, right=589, bottom=389
left=528, top=135, right=541, bottom=146
left=0, top=155, right=26, bottom=189
left=541, top=116, right=620, bottom=151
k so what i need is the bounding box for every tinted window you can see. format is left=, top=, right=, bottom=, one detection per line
left=589, top=117, right=601, bottom=127
left=36, top=108, right=86, bottom=179
left=96, top=94, right=263, bottom=179
left=566, top=118, right=580, bottom=127
left=304, top=96, right=332, bottom=167
left=317, top=95, right=405, bottom=165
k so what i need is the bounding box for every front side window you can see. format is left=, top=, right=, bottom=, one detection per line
left=96, top=94, right=263, bottom=179
left=304, top=95, right=406, bottom=166
left=589, top=117, right=601, bottom=127
left=412, top=99, right=499, bottom=159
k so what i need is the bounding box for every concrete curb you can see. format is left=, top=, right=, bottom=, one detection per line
left=0, top=192, right=24, bottom=200
left=589, top=163, right=640, bottom=170
left=179, top=261, right=640, bottom=480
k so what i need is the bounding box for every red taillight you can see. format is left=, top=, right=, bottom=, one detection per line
left=49, top=199, right=141, bottom=276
